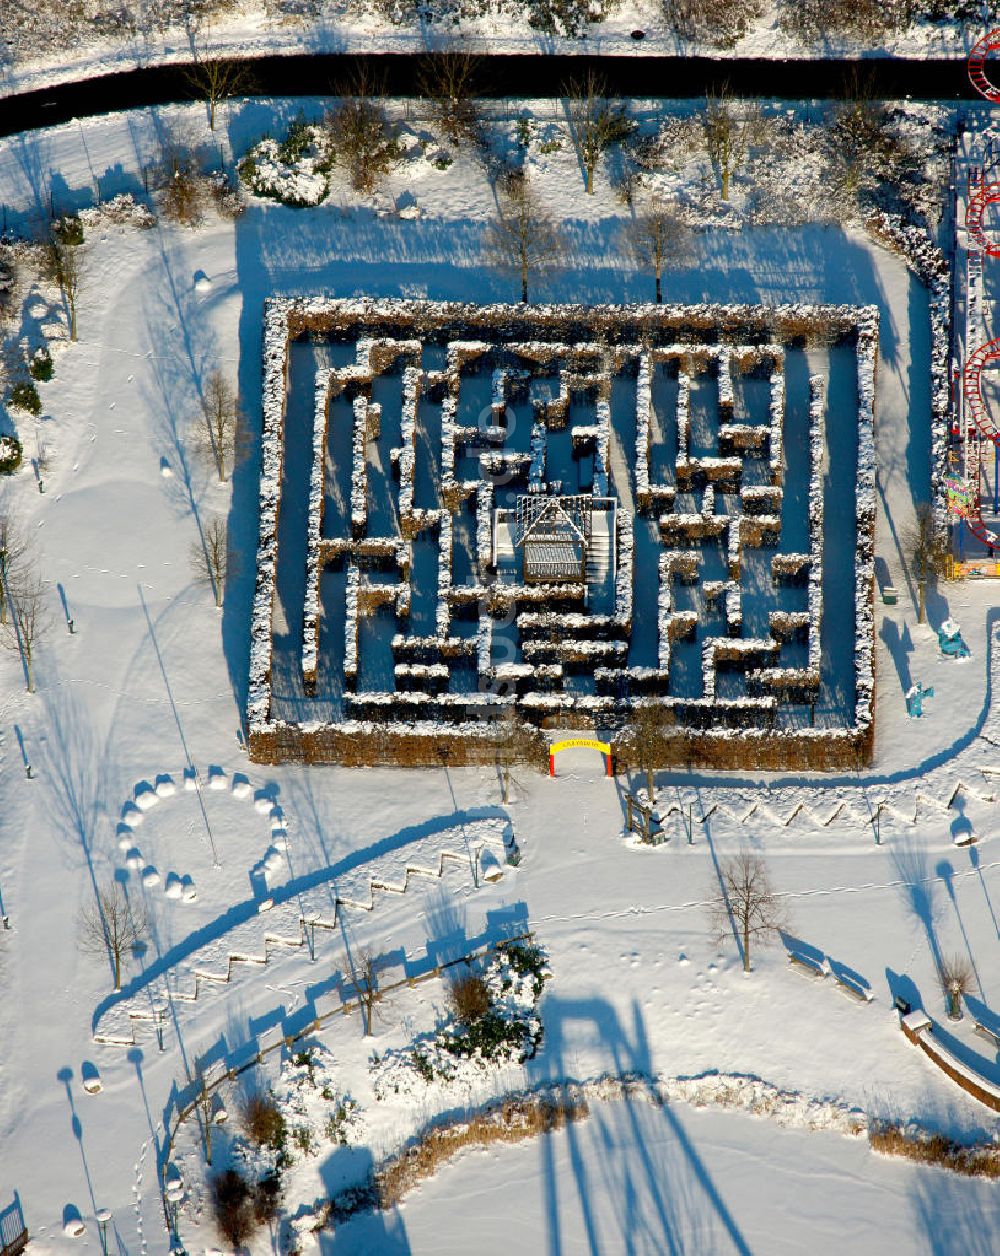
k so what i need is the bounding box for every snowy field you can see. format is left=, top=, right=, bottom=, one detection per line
left=0, top=99, right=998, bottom=1254
left=333, top=1098, right=999, bottom=1255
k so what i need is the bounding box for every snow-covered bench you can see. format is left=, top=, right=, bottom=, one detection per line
left=973, top=1021, right=1000, bottom=1053
left=787, top=951, right=828, bottom=980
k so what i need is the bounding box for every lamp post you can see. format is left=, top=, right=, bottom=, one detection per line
left=95, top=1209, right=112, bottom=1256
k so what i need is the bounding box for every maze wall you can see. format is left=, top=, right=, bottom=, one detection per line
left=248, top=299, right=877, bottom=770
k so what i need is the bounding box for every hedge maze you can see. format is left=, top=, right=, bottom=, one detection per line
left=248, top=298, right=876, bottom=771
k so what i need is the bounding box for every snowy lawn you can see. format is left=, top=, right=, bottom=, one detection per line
left=0, top=100, right=998, bottom=1255
left=329, top=1096, right=1000, bottom=1255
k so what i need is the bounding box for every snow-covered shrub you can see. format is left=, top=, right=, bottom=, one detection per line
left=0, top=434, right=22, bottom=475
left=371, top=943, right=550, bottom=1099
left=79, top=194, right=155, bottom=230
left=327, top=98, right=404, bottom=194
left=28, top=346, right=52, bottom=381
left=159, top=162, right=205, bottom=226
left=52, top=214, right=83, bottom=246
left=663, top=0, right=763, bottom=49
left=208, top=170, right=245, bottom=220
left=9, top=381, right=40, bottom=415
left=211, top=1168, right=257, bottom=1250
left=239, top=117, right=332, bottom=208
left=780, top=0, right=912, bottom=45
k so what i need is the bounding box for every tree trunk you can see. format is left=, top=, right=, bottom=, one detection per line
left=25, top=653, right=34, bottom=694
left=502, top=766, right=510, bottom=803
left=113, top=949, right=121, bottom=991
left=521, top=260, right=528, bottom=304
left=586, top=160, right=594, bottom=194
left=721, top=166, right=730, bottom=201
left=69, top=298, right=77, bottom=342
left=742, top=920, right=751, bottom=972
left=918, top=578, right=926, bottom=625
left=209, top=96, right=216, bottom=131
left=646, top=766, right=654, bottom=808
left=655, top=267, right=662, bottom=305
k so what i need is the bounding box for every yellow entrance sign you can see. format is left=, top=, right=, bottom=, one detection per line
left=549, top=738, right=611, bottom=755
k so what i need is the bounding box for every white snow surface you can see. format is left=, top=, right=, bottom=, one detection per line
left=1, top=100, right=999, bottom=1256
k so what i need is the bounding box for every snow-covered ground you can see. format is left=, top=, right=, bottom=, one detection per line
left=0, top=99, right=998, bottom=1255
left=332, top=1097, right=1000, bottom=1255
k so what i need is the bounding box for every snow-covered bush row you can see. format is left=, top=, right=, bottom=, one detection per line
left=529, top=420, right=546, bottom=491
left=614, top=503, right=634, bottom=627
left=657, top=551, right=698, bottom=671
left=635, top=351, right=652, bottom=507
left=476, top=481, right=493, bottom=573
left=717, top=345, right=734, bottom=411
left=676, top=368, right=691, bottom=463
left=397, top=364, right=420, bottom=524
left=852, top=309, right=880, bottom=743
left=303, top=367, right=332, bottom=692
left=521, top=638, right=627, bottom=663
left=769, top=362, right=785, bottom=483
left=436, top=511, right=453, bottom=638
left=351, top=395, right=369, bottom=536
left=864, top=211, right=950, bottom=534
left=248, top=300, right=294, bottom=734
left=476, top=608, right=493, bottom=677
left=344, top=562, right=360, bottom=681
left=806, top=375, right=826, bottom=679
left=78, top=192, right=155, bottom=230
left=593, top=398, right=610, bottom=497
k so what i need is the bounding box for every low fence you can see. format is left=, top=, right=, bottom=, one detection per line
left=0, top=1196, right=27, bottom=1256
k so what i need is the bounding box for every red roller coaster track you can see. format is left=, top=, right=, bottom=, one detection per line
left=961, top=342, right=1000, bottom=545
left=969, top=29, right=1000, bottom=101
left=966, top=168, right=1000, bottom=255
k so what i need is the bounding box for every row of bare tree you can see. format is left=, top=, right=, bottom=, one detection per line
left=0, top=512, right=48, bottom=692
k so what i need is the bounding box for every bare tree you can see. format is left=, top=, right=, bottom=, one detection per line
left=620, top=194, right=694, bottom=303
left=80, top=881, right=149, bottom=991
left=327, top=74, right=403, bottom=195
left=484, top=172, right=563, bottom=304
left=351, top=949, right=382, bottom=1037
left=565, top=72, right=633, bottom=195
left=0, top=510, right=26, bottom=626
left=160, top=155, right=206, bottom=227
left=940, top=954, right=973, bottom=1021
left=190, top=516, right=231, bottom=608
left=903, top=502, right=949, bottom=625
left=493, top=709, right=539, bottom=803
left=701, top=87, right=762, bottom=202
left=708, top=850, right=786, bottom=973
left=44, top=237, right=81, bottom=342
left=184, top=56, right=255, bottom=131
left=416, top=49, right=482, bottom=147
left=2, top=570, right=50, bottom=692
left=630, top=703, right=668, bottom=838
left=197, top=370, right=242, bottom=482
